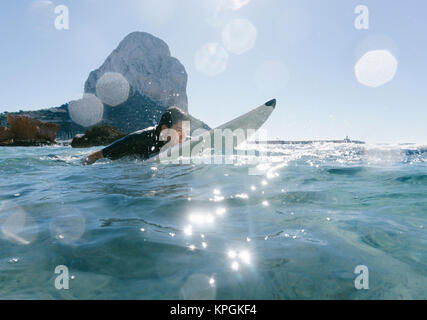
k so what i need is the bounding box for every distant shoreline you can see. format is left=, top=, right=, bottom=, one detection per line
left=249, top=139, right=366, bottom=145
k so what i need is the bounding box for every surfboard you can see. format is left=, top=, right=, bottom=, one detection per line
left=148, top=99, right=276, bottom=163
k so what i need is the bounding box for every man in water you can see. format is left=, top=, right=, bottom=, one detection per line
left=82, top=106, right=191, bottom=165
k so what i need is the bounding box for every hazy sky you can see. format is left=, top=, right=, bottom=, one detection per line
left=0, top=0, right=426, bottom=143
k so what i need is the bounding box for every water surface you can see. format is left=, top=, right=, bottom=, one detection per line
left=0, top=143, right=426, bottom=299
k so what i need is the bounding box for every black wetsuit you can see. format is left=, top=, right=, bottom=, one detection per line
left=101, top=126, right=166, bottom=160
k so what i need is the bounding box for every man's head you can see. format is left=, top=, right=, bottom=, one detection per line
left=157, top=106, right=191, bottom=144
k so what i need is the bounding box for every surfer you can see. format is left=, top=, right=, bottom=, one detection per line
left=82, top=106, right=191, bottom=165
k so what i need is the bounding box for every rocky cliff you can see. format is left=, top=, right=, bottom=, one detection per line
left=85, top=32, right=188, bottom=112
left=0, top=31, right=208, bottom=140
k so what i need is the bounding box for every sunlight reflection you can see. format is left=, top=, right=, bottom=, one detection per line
left=266, top=171, right=275, bottom=179
left=184, top=225, right=193, bottom=236
left=8, top=258, right=19, bottom=264
left=266, top=162, right=288, bottom=179
left=96, top=72, right=130, bottom=107
left=207, top=0, right=251, bottom=27
left=68, top=94, right=104, bottom=127
left=355, top=50, right=398, bottom=88
left=50, top=210, right=86, bottom=244
left=189, top=213, right=215, bottom=224
left=228, top=250, right=237, bottom=259
left=222, top=18, right=257, bottom=55
left=216, top=207, right=226, bottom=216
left=1, top=207, right=38, bottom=245
left=210, top=189, right=225, bottom=202
left=210, top=195, right=225, bottom=202
left=238, top=250, right=251, bottom=264
left=180, top=274, right=216, bottom=299
left=195, top=43, right=229, bottom=76
left=228, top=248, right=252, bottom=268
left=223, top=0, right=251, bottom=11
left=231, top=261, right=239, bottom=271
left=256, top=163, right=271, bottom=172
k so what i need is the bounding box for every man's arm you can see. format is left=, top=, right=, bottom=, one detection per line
left=82, top=132, right=150, bottom=165
left=82, top=150, right=104, bottom=165
left=82, top=135, right=132, bottom=165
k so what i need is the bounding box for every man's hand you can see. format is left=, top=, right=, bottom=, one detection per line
left=82, top=150, right=104, bottom=165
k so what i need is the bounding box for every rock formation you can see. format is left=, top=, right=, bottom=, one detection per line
left=0, top=126, right=13, bottom=145
left=0, top=115, right=60, bottom=146
left=71, top=125, right=126, bottom=148
left=85, top=31, right=188, bottom=112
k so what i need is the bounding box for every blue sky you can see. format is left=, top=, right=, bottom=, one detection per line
left=0, top=0, right=426, bottom=143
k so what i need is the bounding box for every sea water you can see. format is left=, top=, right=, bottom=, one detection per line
left=0, top=143, right=426, bottom=299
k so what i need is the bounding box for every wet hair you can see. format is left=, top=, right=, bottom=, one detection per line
left=157, top=106, right=191, bottom=129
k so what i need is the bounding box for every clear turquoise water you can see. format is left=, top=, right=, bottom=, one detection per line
left=0, top=143, right=426, bottom=299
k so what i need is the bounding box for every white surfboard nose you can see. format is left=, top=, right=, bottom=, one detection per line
left=265, top=99, right=276, bottom=108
